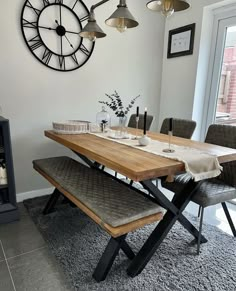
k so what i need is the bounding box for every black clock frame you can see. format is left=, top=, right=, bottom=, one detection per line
left=21, top=0, right=95, bottom=72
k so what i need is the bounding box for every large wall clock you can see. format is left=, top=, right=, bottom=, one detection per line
left=21, top=0, right=95, bottom=72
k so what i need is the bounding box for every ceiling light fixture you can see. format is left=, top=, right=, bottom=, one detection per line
left=79, top=0, right=190, bottom=41
left=79, top=0, right=138, bottom=41
left=146, top=0, right=190, bottom=18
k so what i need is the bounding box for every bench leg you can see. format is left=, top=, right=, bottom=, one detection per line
left=121, top=240, right=135, bottom=260
left=43, top=188, right=61, bottom=215
left=61, top=196, right=76, bottom=208
left=93, top=235, right=128, bottom=282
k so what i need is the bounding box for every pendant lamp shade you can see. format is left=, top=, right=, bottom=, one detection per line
left=105, top=1, right=139, bottom=32
left=79, top=16, right=106, bottom=41
left=147, top=0, right=190, bottom=13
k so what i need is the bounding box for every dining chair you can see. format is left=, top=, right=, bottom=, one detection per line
left=161, top=124, right=236, bottom=254
left=160, top=118, right=196, bottom=139
left=128, top=114, right=154, bottom=130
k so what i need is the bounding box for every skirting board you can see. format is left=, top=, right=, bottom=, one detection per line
left=16, top=187, right=54, bottom=203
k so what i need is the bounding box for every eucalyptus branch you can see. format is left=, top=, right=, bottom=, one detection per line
left=99, top=91, right=140, bottom=117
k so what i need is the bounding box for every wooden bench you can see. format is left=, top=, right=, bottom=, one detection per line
left=33, top=156, right=163, bottom=282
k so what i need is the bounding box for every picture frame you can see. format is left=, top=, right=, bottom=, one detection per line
left=167, top=23, right=196, bottom=58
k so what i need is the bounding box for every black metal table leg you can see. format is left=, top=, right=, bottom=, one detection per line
left=140, top=180, right=207, bottom=243
left=93, top=235, right=127, bottom=282
left=222, top=202, right=236, bottom=236
left=69, top=150, right=207, bottom=277
left=178, top=213, right=207, bottom=243
left=127, top=179, right=203, bottom=277
left=43, top=188, right=61, bottom=215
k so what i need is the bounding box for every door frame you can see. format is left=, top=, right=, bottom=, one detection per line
left=201, top=6, right=236, bottom=140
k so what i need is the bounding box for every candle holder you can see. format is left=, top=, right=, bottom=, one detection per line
left=132, top=116, right=139, bottom=139
left=138, top=135, right=151, bottom=146
left=163, top=131, right=175, bottom=153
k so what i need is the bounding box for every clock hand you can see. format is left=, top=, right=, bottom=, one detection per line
left=60, top=36, right=63, bottom=55
left=59, top=4, right=62, bottom=26
left=38, top=25, right=56, bottom=31
left=64, top=30, right=80, bottom=35
left=55, top=20, right=79, bottom=35
left=64, top=35, right=74, bottom=49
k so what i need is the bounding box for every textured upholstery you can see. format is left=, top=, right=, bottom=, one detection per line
left=205, top=124, right=236, bottom=187
left=162, top=124, right=236, bottom=208
left=128, top=114, right=154, bottom=130
left=33, top=157, right=162, bottom=227
left=162, top=174, right=236, bottom=207
left=160, top=118, right=196, bottom=139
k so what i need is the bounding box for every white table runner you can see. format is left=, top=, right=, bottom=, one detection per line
left=91, top=133, right=222, bottom=182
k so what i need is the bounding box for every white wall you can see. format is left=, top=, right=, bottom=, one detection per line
left=158, top=0, right=232, bottom=138
left=0, top=1, right=165, bottom=195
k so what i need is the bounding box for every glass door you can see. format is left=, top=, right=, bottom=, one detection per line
left=206, top=16, right=236, bottom=127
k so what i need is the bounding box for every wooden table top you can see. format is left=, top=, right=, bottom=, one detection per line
left=45, top=128, right=236, bottom=182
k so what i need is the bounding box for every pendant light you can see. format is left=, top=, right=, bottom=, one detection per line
left=146, top=0, right=190, bottom=17
left=105, top=0, right=139, bottom=33
left=79, top=11, right=106, bottom=42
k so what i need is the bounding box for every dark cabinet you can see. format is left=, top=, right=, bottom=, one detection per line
left=0, top=116, right=19, bottom=223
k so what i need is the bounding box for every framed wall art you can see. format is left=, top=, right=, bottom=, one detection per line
left=167, top=23, right=195, bottom=58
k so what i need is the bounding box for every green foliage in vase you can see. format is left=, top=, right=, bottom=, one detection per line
left=99, top=90, right=140, bottom=117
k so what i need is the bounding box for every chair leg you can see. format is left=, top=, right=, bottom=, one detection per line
left=197, top=206, right=201, bottom=218
left=115, top=172, right=117, bottom=177
left=221, top=202, right=236, bottom=237
left=197, top=207, right=204, bottom=255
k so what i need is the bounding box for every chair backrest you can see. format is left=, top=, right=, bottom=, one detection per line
left=160, top=118, right=196, bottom=139
left=128, top=114, right=154, bottom=131
left=205, top=124, right=236, bottom=187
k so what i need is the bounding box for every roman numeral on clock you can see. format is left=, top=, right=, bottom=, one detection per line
left=72, top=0, right=79, bottom=10
left=42, top=0, right=50, bottom=6
left=22, top=19, right=37, bottom=29
left=71, top=53, right=78, bottom=65
left=42, top=49, right=52, bottom=65
left=79, top=44, right=90, bottom=56
left=58, top=56, right=66, bottom=70
left=26, top=1, right=40, bottom=15
left=80, top=14, right=89, bottom=23
left=28, top=35, right=43, bottom=51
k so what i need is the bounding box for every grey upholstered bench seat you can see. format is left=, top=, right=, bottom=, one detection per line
left=33, top=156, right=163, bottom=228
left=162, top=174, right=236, bottom=207
left=33, top=156, right=163, bottom=282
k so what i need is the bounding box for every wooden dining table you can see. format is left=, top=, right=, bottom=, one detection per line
left=45, top=128, right=236, bottom=277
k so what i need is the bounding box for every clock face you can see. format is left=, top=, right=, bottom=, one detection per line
left=21, top=0, right=95, bottom=72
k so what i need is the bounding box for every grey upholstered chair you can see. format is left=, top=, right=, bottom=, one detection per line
left=128, top=114, right=154, bottom=130
left=160, top=118, right=196, bottom=139
left=161, top=124, right=236, bottom=254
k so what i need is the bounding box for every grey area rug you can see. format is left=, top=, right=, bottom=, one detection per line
left=24, top=196, right=236, bottom=291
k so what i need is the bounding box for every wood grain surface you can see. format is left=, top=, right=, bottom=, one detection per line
left=45, top=128, right=236, bottom=181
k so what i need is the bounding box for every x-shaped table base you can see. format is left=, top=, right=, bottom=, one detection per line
left=75, top=151, right=207, bottom=277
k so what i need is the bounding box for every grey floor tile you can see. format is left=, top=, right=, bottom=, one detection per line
left=0, top=209, right=45, bottom=258
left=0, top=261, right=15, bottom=291
left=17, top=202, right=30, bottom=217
left=8, top=247, right=71, bottom=291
